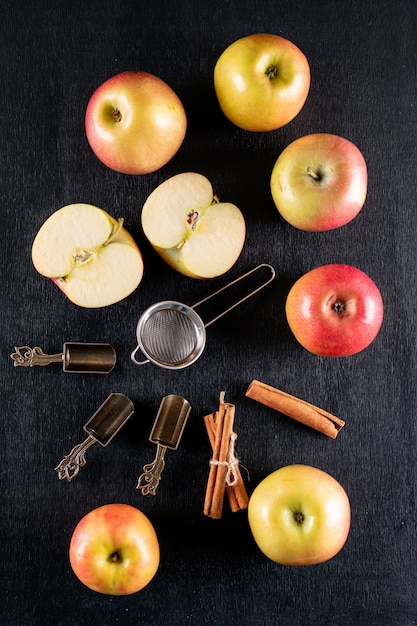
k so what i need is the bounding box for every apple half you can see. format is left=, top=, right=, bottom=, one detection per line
left=32, top=203, right=144, bottom=308
left=141, top=172, right=246, bottom=278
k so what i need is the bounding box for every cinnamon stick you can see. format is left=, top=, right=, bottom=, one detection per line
left=209, top=402, right=235, bottom=519
left=203, top=393, right=249, bottom=519
left=246, top=380, right=344, bottom=439
left=203, top=403, right=226, bottom=518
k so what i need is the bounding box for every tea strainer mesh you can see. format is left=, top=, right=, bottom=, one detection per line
left=138, top=304, right=205, bottom=368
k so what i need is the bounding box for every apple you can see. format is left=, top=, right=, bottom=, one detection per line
left=285, top=264, right=384, bottom=357
left=69, top=503, right=160, bottom=595
left=85, top=71, right=187, bottom=175
left=141, top=172, right=246, bottom=278
left=32, top=203, right=144, bottom=308
left=271, top=133, right=368, bottom=231
left=214, top=33, right=310, bottom=132
left=248, top=464, right=351, bottom=566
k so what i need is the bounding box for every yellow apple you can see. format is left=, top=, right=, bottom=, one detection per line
left=141, top=172, right=246, bottom=278
left=248, top=464, right=351, bottom=565
left=32, top=203, right=144, bottom=307
left=214, top=33, right=310, bottom=132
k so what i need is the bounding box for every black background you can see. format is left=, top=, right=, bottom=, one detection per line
left=2, top=1, right=417, bottom=624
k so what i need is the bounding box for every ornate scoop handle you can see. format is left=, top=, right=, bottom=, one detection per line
left=54, top=436, right=96, bottom=482
left=136, top=445, right=167, bottom=496
left=10, top=346, right=63, bottom=367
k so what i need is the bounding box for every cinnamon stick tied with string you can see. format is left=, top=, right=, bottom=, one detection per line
left=203, top=393, right=249, bottom=519
left=246, top=380, right=344, bottom=439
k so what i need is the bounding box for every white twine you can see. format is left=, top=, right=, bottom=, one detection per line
left=210, top=431, right=239, bottom=487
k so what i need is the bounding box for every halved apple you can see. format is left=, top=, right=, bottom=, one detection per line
left=141, top=172, right=246, bottom=278
left=32, top=203, right=144, bottom=308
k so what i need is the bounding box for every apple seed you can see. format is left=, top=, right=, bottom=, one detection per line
left=186, top=211, right=199, bottom=229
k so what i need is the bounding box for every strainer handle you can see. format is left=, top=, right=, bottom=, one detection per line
left=192, top=263, right=275, bottom=328
left=131, top=344, right=150, bottom=366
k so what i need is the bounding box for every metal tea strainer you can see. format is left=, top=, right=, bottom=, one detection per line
left=131, top=263, right=275, bottom=370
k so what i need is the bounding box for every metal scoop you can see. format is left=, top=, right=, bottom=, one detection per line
left=10, top=342, right=116, bottom=374
left=131, top=263, right=275, bottom=370
left=55, top=393, right=134, bottom=482
left=137, top=395, right=191, bottom=496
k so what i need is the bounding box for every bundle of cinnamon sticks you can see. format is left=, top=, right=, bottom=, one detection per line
left=203, top=392, right=249, bottom=519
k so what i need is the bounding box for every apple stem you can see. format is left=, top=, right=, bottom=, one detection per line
left=306, top=166, right=321, bottom=181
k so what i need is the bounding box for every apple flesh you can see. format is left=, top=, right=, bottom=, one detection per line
left=85, top=71, right=187, bottom=175
left=285, top=264, right=384, bottom=357
left=271, top=133, right=368, bottom=231
left=69, top=503, right=160, bottom=595
left=214, top=33, right=310, bottom=132
left=248, top=464, right=351, bottom=566
left=32, top=203, right=144, bottom=308
left=141, top=172, right=246, bottom=278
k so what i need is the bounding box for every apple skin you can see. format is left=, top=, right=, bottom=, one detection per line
left=248, top=465, right=351, bottom=566
left=214, top=33, right=310, bottom=132
left=285, top=264, right=384, bottom=357
left=69, top=504, right=160, bottom=595
left=271, top=133, right=368, bottom=231
left=85, top=71, right=187, bottom=175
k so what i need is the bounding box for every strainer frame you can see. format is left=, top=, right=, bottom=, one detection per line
left=131, top=300, right=207, bottom=369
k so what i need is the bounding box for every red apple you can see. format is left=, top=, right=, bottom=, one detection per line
left=214, top=33, right=310, bottom=132
left=69, top=503, right=160, bottom=595
left=285, top=264, right=384, bottom=357
left=271, top=133, right=368, bottom=231
left=248, top=464, right=351, bottom=566
left=85, top=71, right=187, bottom=174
